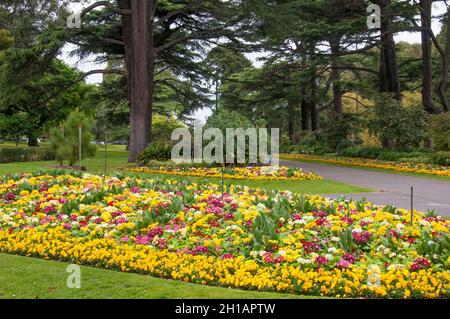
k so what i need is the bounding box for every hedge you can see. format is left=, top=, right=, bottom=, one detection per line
left=0, top=147, right=55, bottom=163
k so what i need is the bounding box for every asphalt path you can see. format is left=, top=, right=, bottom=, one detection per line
left=281, top=159, right=450, bottom=217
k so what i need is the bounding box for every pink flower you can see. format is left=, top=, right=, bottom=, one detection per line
left=336, top=259, right=351, bottom=268
left=315, top=256, right=328, bottom=265
left=275, top=256, right=284, bottom=263
left=135, top=235, right=150, bottom=245
left=263, top=252, right=274, bottom=263
left=222, top=254, right=234, bottom=260
left=343, top=253, right=356, bottom=264
left=120, top=235, right=130, bottom=243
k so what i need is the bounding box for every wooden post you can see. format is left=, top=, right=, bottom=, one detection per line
left=104, top=129, right=108, bottom=176
left=410, top=187, right=414, bottom=226
left=79, top=125, right=82, bottom=171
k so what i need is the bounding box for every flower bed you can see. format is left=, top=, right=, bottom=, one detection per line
left=126, top=165, right=323, bottom=181
left=281, top=153, right=450, bottom=178
left=0, top=173, right=449, bottom=298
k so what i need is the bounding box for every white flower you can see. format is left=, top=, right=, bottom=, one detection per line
left=331, top=236, right=340, bottom=242
left=325, top=254, right=333, bottom=260
left=328, top=247, right=338, bottom=254
left=259, top=251, right=267, bottom=257
left=396, top=223, right=405, bottom=231
left=294, top=219, right=306, bottom=225
left=279, top=250, right=286, bottom=256
left=194, top=211, right=202, bottom=216
left=225, top=225, right=238, bottom=231
left=353, top=227, right=362, bottom=233
left=297, top=258, right=312, bottom=264
left=389, top=252, right=397, bottom=258
left=256, top=203, right=266, bottom=211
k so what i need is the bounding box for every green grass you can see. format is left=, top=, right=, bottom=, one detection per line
left=0, top=253, right=308, bottom=299
left=135, top=172, right=372, bottom=194
left=0, top=145, right=372, bottom=194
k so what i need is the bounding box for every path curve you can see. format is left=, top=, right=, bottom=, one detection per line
left=281, top=160, right=450, bottom=217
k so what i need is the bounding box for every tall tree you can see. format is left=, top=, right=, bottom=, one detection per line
left=420, top=0, right=438, bottom=113
left=72, top=0, right=239, bottom=162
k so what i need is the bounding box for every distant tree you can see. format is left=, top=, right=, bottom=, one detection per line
left=49, top=111, right=97, bottom=167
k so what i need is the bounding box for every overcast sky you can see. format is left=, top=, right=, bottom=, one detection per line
left=61, top=1, right=448, bottom=122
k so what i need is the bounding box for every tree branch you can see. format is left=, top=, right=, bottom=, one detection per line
left=80, top=1, right=131, bottom=17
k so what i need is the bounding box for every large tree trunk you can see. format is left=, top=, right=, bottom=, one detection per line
left=118, top=0, right=133, bottom=102
left=330, top=35, right=343, bottom=117
left=127, top=0, right=156, bottom=162
left=310, top=76, right=318, bottom=132
left=377, top=0, right=401, bottom=100
left=287, top=99, right=296, bottom=143
left=437, top=6, right=449, bottom=112
left=301, top=100, right=309, bottom=131
left=310, top=43, right=318, bottom=132
left=420, top=0, right=438, bottom=114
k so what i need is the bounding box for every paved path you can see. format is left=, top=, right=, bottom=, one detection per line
left=281, top=160, right=450, bottom=217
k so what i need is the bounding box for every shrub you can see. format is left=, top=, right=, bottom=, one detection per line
left=152, top=114, right=186, bottom=143
left=377, top=151, right=410, bottom=162
left=430, top=152, right=450, bottom=166
left=428, top=113, right=450, bottom=151
left=137, top=143, right=173, bottom=165
left=338, top=146, right=382, bottom=159
left=0, top=147, right=55, bottom=163
left=317, top=113, right=363, bottom=151
left=49, top=111, right=96, bottom=166
left=369, top=94, right=427, bottom=149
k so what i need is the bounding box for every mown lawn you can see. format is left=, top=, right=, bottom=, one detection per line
left=0, top=145, right=372, bottom=194
left=0, top=253, right=308, bottom=299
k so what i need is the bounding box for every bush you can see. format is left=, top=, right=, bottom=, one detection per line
left=0, top=147, right=55, bottom=163
left=317, top=113, right=363, bottom=151
left=377, top=150, right=410, bottom=161
left=369, top=94, right=427, bottom=149
left=137, top=143, right=173, bottom=165
left=152, top=114, right=186, bottom=143
left=430, top=152, right=450, bottom=166
left=429, top=113, right=450, bottom=151
left=338, top=146, right=382, bottom=159
left=49, top=111, right=96, bottom=166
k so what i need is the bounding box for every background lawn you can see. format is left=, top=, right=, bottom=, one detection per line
left=0, top=253, right=308, bottom=299
left=0, top=145, right=372, bottom=194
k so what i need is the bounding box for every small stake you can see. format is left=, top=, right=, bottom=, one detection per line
left=104, top=129, right=108, bottom=177
left=221, top=164, right=224, bottom=201
left=410, top=186, right=414, bottom=226
left=78, top=125, right=82, bottom=171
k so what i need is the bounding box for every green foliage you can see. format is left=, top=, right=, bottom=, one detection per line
left=0, top=147, right=54, bottom=163
left=252, top=213, right=279, bottom=251
left=137, top=143, right=173, bottom=165
left=415, top=232, right=450, bottom=266
left=152, top=114, right=186, bottom=143
left=49, top=111, right=96, bottom=166
left=338, top=146, right=382, bottom=159
left=0, top=28, right=13, bottom=50
left=428, top=113, right=450, bottom=151
left=317, top=113, right=363, bottom=152
left=205, top=108, right=253, bottom=131
left=369, top=94, right=427, bottom=149
left=430, top=152, right=450, bottom=166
